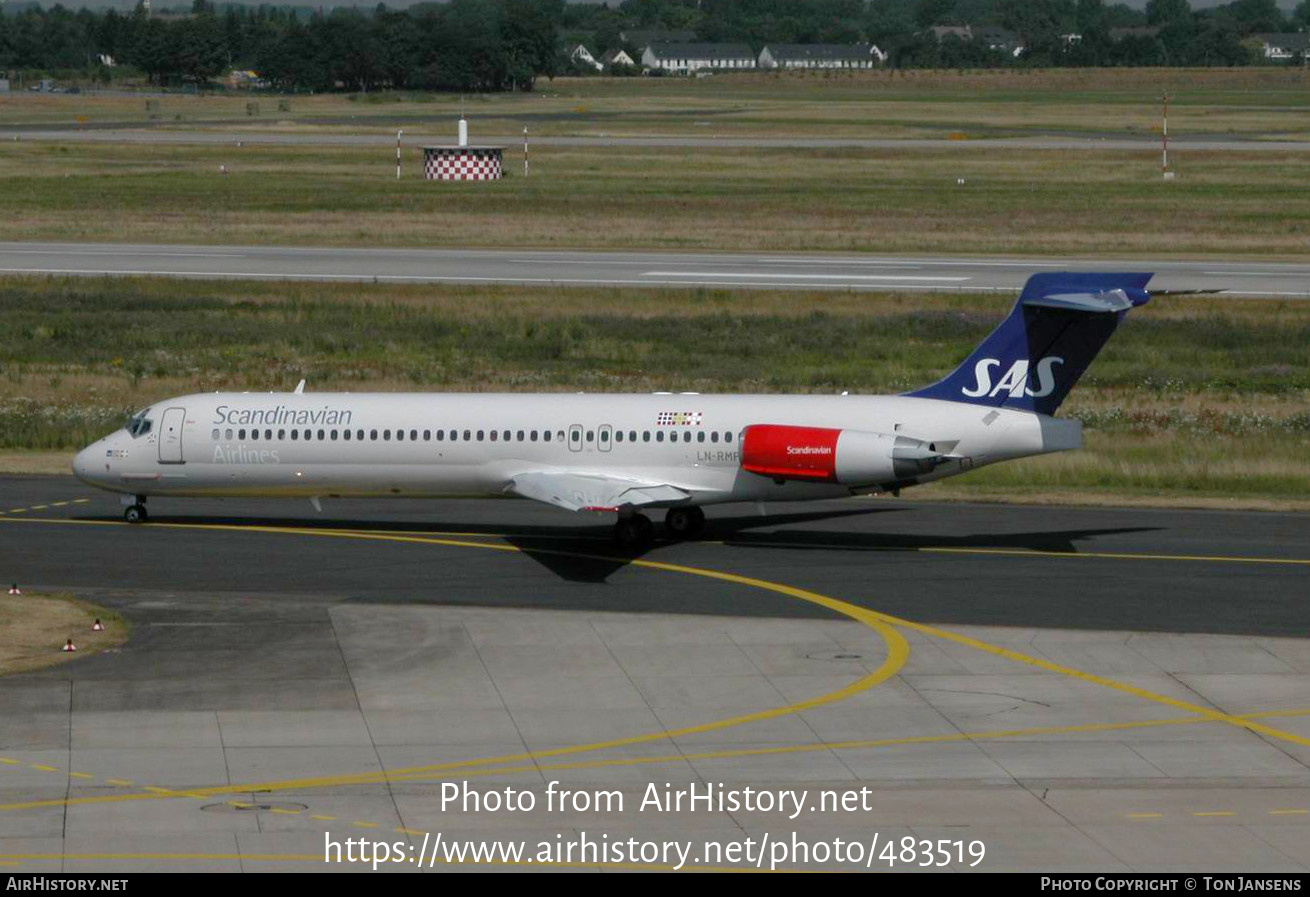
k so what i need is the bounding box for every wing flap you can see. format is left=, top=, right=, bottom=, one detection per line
left=507, top=471, right=692, bottom=513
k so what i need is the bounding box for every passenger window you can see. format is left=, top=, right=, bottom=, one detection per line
left=357, top=429, right=364, bottom=441
left=697, top=432, right=705, bottom=443
left=570, top=430, right=580, bottom=443
left=317, top=429, right=325, bottom=441
left=656, top=432, right=664, bottom=442
left=291, top=430, right=298, bottom=441
left=629, top=431, right=637, bottom=442
left=477, top=430, right=484, bottom=441
left=684, top=432, right=691, bottom=443
left=411, top=429, right=418, bottom=441
left=530, top=430, right=538, bottom=442
left=586, top=431, right=594, bottom=442
left=384, top=430, right=391, bottom=441
left=615, top=431, right=623, bottom=443
left=643, top=431, right=650, bottom=442
left=330, top=430, right=338, bottom=441
left=370, top=429, right=378, bottom=440
left=436, top=430, right=444, bottom=441
left=211, top=428, right=219, bottom=440
left=726, top=431, right=733, bottom=443
left=344, top=429, right=352, bottom=441
left=503, top=430, right=511, bottom=441
left=711, top=431, right=719, bottom=443
left=303, top=429, right=312, bottom=440
left=516, top=430, right=524, bottom=441
left=265, top=429, right=272, bottom=440
left=238, top=429, right=246, bottom=440
left=225, top=428, right=234, bottom=440
left=423, top=430, right=430, bottom=441
left=600, top=430, right=609, bottom=443
left=490, top=430, right=498, bottom=442
left=464, top=430, right=471, bottom=441
left=250, top=430, right=258, bottom=441
left=278, top=429, right=285, bottom=440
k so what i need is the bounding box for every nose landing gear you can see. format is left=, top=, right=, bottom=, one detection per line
left=122, top=495, right=148, bottom=524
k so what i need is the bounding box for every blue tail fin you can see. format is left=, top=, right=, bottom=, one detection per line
left=907, top=272, right=1153, bottom=416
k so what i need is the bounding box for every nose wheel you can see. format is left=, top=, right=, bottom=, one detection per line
left=664, top=506, right=705, bottom=539
left=613, top=513, right=654, bottom=552
left=123, top=498, right=148, bottom=524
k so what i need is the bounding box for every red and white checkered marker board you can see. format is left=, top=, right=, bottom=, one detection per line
left=424, top=148, right=503, bottom=181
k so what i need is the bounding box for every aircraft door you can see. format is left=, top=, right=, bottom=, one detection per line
left=598, top=424, right=612, bottom=452
left=159, top=407, right=186, bottom=463
left=568, top=424, right=583, bottom=453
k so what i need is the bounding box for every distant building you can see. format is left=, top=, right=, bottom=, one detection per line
left=225, top=70, right=266, bottom=89
left=976, top=26, right=1023, bottom=56
left=568, top=43, right=603, bottom=72
left=601, top=48, right=636, bottom=70
left=1252, top=33, right=1309, bottom=60
left=641, top=42, right=757, bottom=74
left=931, top=25, right=973, bottom=41
left=758, top=43, right=885, bottom=69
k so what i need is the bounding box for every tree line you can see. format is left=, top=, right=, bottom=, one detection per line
left=1, top=0, right=1307, bottom=92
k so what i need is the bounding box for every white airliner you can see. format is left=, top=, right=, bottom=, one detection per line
left=73, top=273, right=1156, bottom=549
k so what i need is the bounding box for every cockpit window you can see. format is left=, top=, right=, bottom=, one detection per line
left=126, top=409, right=153, bottom=438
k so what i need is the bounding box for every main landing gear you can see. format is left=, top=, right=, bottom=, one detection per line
left=122, top=495, right=148, bottom=524
left=612, top=506, right=706, bottom=553
left=663, top=505, right=705, bottom=539
left=613, top=513, right=654, bottom=552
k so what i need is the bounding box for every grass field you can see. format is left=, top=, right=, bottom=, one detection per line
left=0, top=591, right=127, bottom=676
left=2, top=277, right=1306, bottom=506
left=3, top=69, right=1310, bottom=140
left=2, top=141, right=1308, bottom=257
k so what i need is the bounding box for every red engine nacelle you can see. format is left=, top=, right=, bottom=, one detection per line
left=740, top=424, right=945, bottom=486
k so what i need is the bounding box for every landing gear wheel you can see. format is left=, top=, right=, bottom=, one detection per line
left=664, top=506, right=705, bottom=539
left=613, top=513, right=654, bottom=552
left=124, top=504, right=148, bottom=524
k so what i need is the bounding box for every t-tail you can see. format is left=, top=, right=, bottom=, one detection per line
left=907, top=272, right=1154, bottom=416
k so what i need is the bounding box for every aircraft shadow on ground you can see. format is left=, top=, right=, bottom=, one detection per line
left=88, top=505, right=1162, bottom=585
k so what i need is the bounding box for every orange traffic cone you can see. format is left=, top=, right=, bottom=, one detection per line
left=8, top=584, right=19, bottom=595
left=62, top=638, right=77, bottom=653
left=92, top=619, right=105, bottom=632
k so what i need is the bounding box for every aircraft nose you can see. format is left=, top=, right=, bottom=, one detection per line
left=72, top=443, right=102, bottom=486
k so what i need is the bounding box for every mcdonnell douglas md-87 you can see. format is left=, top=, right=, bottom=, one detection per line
left=74, top=273, right=1159, bottom=549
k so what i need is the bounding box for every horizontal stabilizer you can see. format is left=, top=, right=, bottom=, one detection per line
left=1024, top=290, right=1133, bottom=313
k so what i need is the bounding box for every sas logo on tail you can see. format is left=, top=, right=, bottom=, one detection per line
left=962, top=356, right=1064, bottom=399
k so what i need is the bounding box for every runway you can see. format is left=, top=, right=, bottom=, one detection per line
left=2, top=241, right=1308, bottom=297
left=0, top=476, right=1308, bottom=871
left=6, top=127, right=1310, bottom=153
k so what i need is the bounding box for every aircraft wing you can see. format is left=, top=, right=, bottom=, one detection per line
left=506, top=470, right=694, bottom=513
